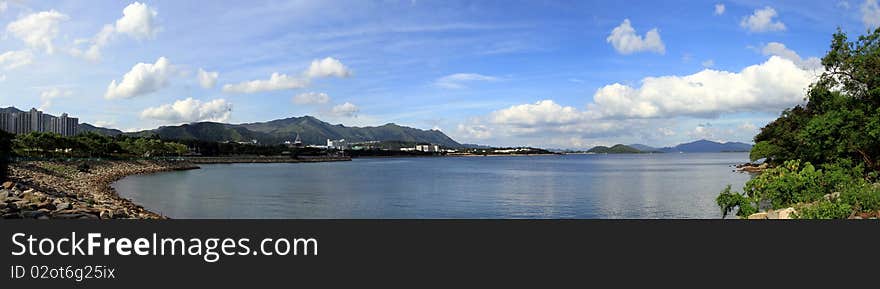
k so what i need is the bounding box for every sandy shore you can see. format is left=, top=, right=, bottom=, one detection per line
left=2, top=160, right=198, bottom=219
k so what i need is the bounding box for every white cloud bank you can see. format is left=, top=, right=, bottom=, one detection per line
left=223, top=57, right=351, bottom=94
left=456, top=56, right=819, bottom=145
left=6, top=10, right=69, bottom=54
left=38, top=88, right=73, bottom=111
left=606, top=19, right=665, bottom=55
left=105, top=57, right=173, bottom=99
left=740, top=7, right=786, bottom=32
left=434, top=73, right=499, bottom=89
left=141, top=98, right=232, bottom=124
left=293, top=92, right=330, bottom=104
left=198, top=68, right=219, bottom=89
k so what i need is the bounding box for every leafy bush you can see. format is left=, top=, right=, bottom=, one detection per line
left=794, top=200, right=852, bottom=219
left=716, top=185, right=756, bottom=218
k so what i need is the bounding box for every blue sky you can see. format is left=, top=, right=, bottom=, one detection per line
left=0, top=0, right=877, bottom=148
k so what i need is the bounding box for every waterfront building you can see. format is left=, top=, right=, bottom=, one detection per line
left=0, top=108, right=78, bottom=136
left=326, top=139, right=348, bottom=150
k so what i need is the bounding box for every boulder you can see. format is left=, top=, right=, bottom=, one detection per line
left=1, top=181, right=13, bottom=190
left=823, top=192, right=841, bottom=201
left=20, top=210, right=46, bottom=218
left=747, top=212, right=769, bottom=219
left=771, top=207, right=797, bottom=219
left=55, top=202, right=71, bottom=211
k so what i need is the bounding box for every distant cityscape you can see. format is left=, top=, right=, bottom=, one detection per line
left=0, top=108, right=79, bottom=136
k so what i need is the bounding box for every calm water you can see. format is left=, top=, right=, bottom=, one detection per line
left=113, top=153, right=752, bottom=219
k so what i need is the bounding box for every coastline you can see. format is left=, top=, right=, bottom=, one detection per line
left=3, top=160, right=198, bottom=219
left=186, top=155, right=351, bottom=164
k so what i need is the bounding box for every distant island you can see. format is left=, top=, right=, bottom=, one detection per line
left=579, top=140, right=753, bottom=154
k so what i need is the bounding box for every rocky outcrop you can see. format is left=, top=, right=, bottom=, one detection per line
left=736, top=162, right=768, bottom=173
left=2, top=160, right=198, bottom=219
left=747, top=207, right=797, bottom=220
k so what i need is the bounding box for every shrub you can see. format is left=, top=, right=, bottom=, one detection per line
left=794, top=200, right=852, bottom=219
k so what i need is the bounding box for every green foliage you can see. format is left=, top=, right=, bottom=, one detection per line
left=716, top=185, right=756, bottom=218
left=11, top=132, right=189, bottom=159
left=721, top=28, right=880, bottom=218
left=794, top=200, right=852, bottom=219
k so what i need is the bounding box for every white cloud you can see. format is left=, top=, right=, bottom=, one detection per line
left=197, top=68, right=219, bottom=89
left=740, top=7, right=786, bottom=32
left=105, top=57, right=173, bottom=99
left=760, top=42, right=822, bottom=70
left=38, top=88, right=72, bottom=111
left=863, top=0, right=880, bottom=28
left=589, top=56, right=816, bottom=118
left=738, top=122, right=757, bottom=131
left=715, top=4, right=726, bottom=15
left=434, top=73, right=500, bottom=89
left=606, top=19, right=665, bottom=55
left=115, top=2, right=160, bottom=40
left=292, top=92, right=330, bottom=104
left=701, top=59, right=715, bottom=68
left=0, top=50, right=33, bottom=70
left=305, top=57, right=351, bottom=78
left=141, top=97, right=232, bottom=124
left=455, top=56, right=819, bottom=147
left=70, top=24, right=115, bottom=61
left=0, top=1, right=7, bottom=13
left=222, top=73, right=309, bottom=93
left=330, top=102, right=359, bottom=117
left=489, top=100, right=584, bottom=126
left=223, top=57, right=351, bottom=94
left=6, top=10, right=69, bottom=54
left=70, top=2, right=159, bottom=61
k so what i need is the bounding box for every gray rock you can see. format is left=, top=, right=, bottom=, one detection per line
left=55, top=202, right=71, bottom=210
left=20, top=210, right=46, bottom=218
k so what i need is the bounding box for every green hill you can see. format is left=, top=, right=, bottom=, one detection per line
left=587, top=144, right=642, bottom=154
left=119, top=116, right=462, bottom=148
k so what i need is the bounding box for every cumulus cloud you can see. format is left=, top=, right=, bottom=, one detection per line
left=434, top=73, right=500, bottom=89
left=115, top=2, right=160, bottom=40
left=740, top=7, right=786, bottom=32
left=456, top=56, right=819, bottom=147
left=0, top=50, right=33, bottom=70
left=589, top=56, right=816, bottom=118
left=223, top=57, right=350, bottom=94
left=292, top=92, right=330, bottom=104
left=105, top=57, right=173, bottom=99
left=863, top=0, right=880, bottom=28
left=715, top=3, right=725, bottom=15
left=489, top=100, right=585, bottom=126
left=330, top=102, right=359, bottom=117
left=760, top=42, right=822, bottom=70
left=305, top=57, right=352, bottom=78
left=606, top=19, right=665, bottom=55
left=71, top=2, right=159, bottom=61
left=38, top=88, right=72, bottom=111
left=222, top=73, right=309, bottom=94
left=140, top=97, right=232, bottom=124
left=6, top=10, right=69, bottom=54
left=197, top=68, right=219, bottom=89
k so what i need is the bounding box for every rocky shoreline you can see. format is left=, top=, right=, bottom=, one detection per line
left=186, top=155, right=351, bottom=164
left=1, top=160, right=198, bottom=219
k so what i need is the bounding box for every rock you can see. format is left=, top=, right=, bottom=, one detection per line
left=1, top=181, right=13, bottom=190
left=100, top=210, right=114, bottom=219
left=2, top=213, right=20, bottom=219
left=20, top=210, right=46, bottom=218
left=0, top=190, right=8, bottom=200
left=823, top=192, right=841, bottom=201
left=747, top=212, right=769, bottom=219
left=55, top=202, right=71, bottom=211
left=772, top=207, right=797, bottom=219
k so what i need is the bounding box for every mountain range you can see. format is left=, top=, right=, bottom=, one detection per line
left=628, top=140, right=753, bottom=153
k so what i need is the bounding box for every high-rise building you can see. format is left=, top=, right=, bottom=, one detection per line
left=0, top=107, right=79, bottom=136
